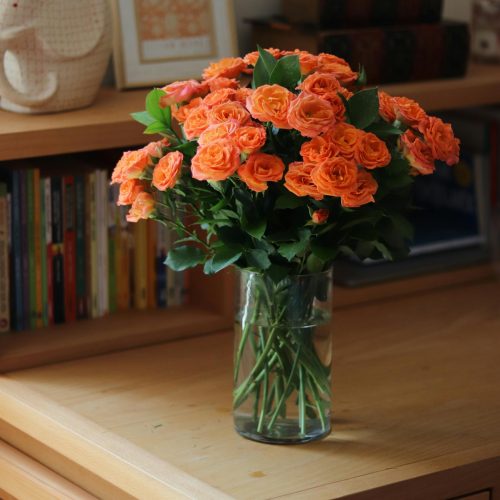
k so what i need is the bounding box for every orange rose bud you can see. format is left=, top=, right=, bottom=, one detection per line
left=326, top=122, right=360, bottom=161
left=418, top=116, right=460, bottom=166
left=317, top=53, right=358, bottom=84
left=246, top=84, right=295, bottom=129
left=393, top=96, right=426, bottom=126
left=142, top=138, right=170, bottom=159
left=300, top=136, right=338, bottom=165
left=312, top=209, right=329, bottom=224
left=160, top=80, right=206, bottom=107
left=191, top=141, right=240, bottom=181
left=284, top=162, right=323, bottom=200
left=341, top=169, right=378, bottom=208
left=355, top=132, right=391, bottom=169
left=378, top=91, right=396, bottom=122
left=234, top=124, right=267, bottom=154
left=207, top=77, right=240, bottom=91
left=117, top=179, right=143, bottom=206
left=398, top=130, right=435, bottom=175
left=172, top=97, right=203, bottom=123
left=126, top=192, right=155, bottom=223
left=202, top=57, right=247, bottom=80
left=238, top=153, right=285, bottom=192
left=152, top=151, right=183, bottom=191
left=198, top=121, right=239, bottom=146
left=203, top=88, right=236, bottom=108
left=112, top=148, right=150, bottom=184
left=208, top=101, right=250, bottom=126
left=311, top=157, right=358, bottom=197
left=182, top=105, right=210, bottom=139
left=287, top=94, right=335, bottom=138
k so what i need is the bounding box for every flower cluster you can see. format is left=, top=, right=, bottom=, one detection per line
left=111, top=47, right=460, bottom=274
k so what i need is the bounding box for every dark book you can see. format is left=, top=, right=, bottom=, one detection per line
left=250, top=20, right=469, bottom=84
left=19, top=169, right=30, bottom=330
left=283, top=0, right=443, bottom=29
left=63, top=175, right=76, bottom=322
left=51, top=177, right=65, bottom=324
left=75, top=175, right=87, bottom=319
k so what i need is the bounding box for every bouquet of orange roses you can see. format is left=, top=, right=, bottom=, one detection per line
left=112, top=47, right=459, bottom=443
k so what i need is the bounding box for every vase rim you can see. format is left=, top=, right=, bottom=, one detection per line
left=236, top=267, right=333, bottom=278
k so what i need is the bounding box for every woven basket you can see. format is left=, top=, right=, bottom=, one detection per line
left=0, top=0, right=112, bottom=114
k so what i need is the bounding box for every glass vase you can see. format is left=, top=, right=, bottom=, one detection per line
left=233, top=269, right=333, bottom=444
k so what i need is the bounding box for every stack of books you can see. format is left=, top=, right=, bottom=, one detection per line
left=0, top=159, right=186, bottom=333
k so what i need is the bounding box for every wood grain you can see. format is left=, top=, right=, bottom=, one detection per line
left=2, top=279, right=500, bottom=499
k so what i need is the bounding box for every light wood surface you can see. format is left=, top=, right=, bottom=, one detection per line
left=0, top=64, right=499, bottom=162
left=2, top=279, right=500, bottom=499
left=0, top=439, right=96, bottom=500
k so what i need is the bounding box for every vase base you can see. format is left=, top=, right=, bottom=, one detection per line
left=234, top=416, right=331, bottom=445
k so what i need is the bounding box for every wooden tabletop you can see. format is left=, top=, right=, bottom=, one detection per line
left=1, top=278, right=500, bottom=499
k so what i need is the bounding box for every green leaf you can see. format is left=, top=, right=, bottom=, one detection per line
left=366, top=121, right=403, bottom=139
left=275, top=193, right=306, bottom=209
left=372, top=241, right=393, bottom=261
left=245, top=249, right=271, bottom=270
left=347, top=88, right=380, bottom=129
left=145, top=88, right=167, bottom=123
left=162, top=104, right=172, bottom=129
left=242, top=217, right=267, bottom=240
left=144, top=121, right=169, bottom=134
left=252, top=58, right=270, bottom=89
left=258, top=46, right=278, bottom=75
left=277, top=237, right=309, bottom=261
left=267, top=264, right=289, bottom=283
left=388, top=212, right=414, bottom=240
left=174, top=141, right=198, bottom=156
left=204, top=247, right=242, bottom=274
left=131, top=111, right=156, bottom=127
left=269, top=55, right=301, bottom=90
left=165, top=246, right=205, bottom=271
left=311, top=239, right=337, bottom=261
left=356, top=64, right=367, bottom=87
left=306, top=253, right=325, bottom=273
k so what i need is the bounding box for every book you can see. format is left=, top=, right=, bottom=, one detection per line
left=156, top=222, right=169, bottom=308
left=75, top=175, right=87, bottom=319
left=20, top=169, right=30, bottom=329
left=32, top=169, right=43, bottom=328
left=108, top=183, right=118, bottom=313
left=44, top=178, right=54, bottom=325
left=40, top=178, right=48, bottom=327
left=147, top=220, right=157, bottom=309
left=133, top=221, right=148, bottom=310
left=96, top=170, right=109, bottom=316
left=51, top=176, right=65, bottom=324
left=87, top=171, right=98, bottom=318
left=63, top=176, right=77, bottom=322
left=116, top=205, right=132, bottom=310
left=0, top=183, right=10, bottom=333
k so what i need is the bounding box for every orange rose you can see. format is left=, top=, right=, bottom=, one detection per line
left=182, top=105, right=210, bottom=139
left=208, top=101, right=250, bottom=126
left=203, top=57, right=247, bottom=80
left=317, top=53, right=358, bottom=85
left=117, top=179, right=143, bottom=206
left=238, top=153, right=285, bottom=192
left=326, top=122, right=360, bottom=161
left=355, top=132, right=391, bottom=169
left=243, top=48, right=281, bottom=66
left=281, top=49, right=318, bottom=74
left=287, top=94, right=335, bottom=138
left=203, top=88, right=236, bottom=108
left=142, top=138, right=170, bottom=159
left=246, top=84, right=295, bottom=129
left=284, top=162, right=323, bottom=200
left=191, top=140, right=240, bottom=181
left=418, top=117, right=460, bottom=166
left=393, top=96, right=426, bottom=126
left=172, top=97, right=203, bottom=123
left=126, top=192, right=155, bottom=223
left=311, top=157, right=358, bottom=196
left=198, top=121, right=240, bottom=146
left=234, top=124, right=267, bottom=154
left=233, top=87, right=253, bottom=105
left=152, top=151, right=183, bottom=190
left=207, top=77, right=240, bottom=91
left=112, top=148, right=150, bottom=184
left=159, top=80, right=206, bottom=107
left=341, top=169, right=378, bottom=208
left=398, top=130, right=435, bottom=175
left=298, top=72, right=342, bottom=103
left=378, top=91, right=396, bottom=122
left=300, top=136, right=338, bottom=165
left=311, top=209, right=329, bottom=224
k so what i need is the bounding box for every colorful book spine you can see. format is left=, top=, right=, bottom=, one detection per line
left=33, top=169, right=43, bottom=328
left=20, top=169, right=30, bottom=329
left=108, top=184, right=118, bottom=313
left=133, top=220, right=148, bottom=310
left=40, top=178, right=48, bottom=327
left=10, top=171, right=23, bottom=330
left=0, top=183, right=10, bottom=333
left=51, top=176, right=65, bottom=324
left=147, top=220, right=157, bottom=309
left=88, top=171, right=98, bottom=318
left=116, top=205, right=131, bottom=310
left=44, top=178, right=54, bottom=325
left=75, top=175, right=86, bottom=319
left=63, top=176, right=76, bottom=322
left=27, top=169, right=36, bottom=328
left=96, top=170, right=109, bottom=316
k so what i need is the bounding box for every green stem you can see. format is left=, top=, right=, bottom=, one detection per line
left=307, top=377, right=328, bottom=431
left=257, top=329, right=269, bottom=433
left=299, top=365, right=306, bottom=436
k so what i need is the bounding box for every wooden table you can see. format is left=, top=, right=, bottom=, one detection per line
left=1, top=278, right=500, bottom=499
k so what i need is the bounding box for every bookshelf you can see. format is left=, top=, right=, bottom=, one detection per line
left=0, top=65, right=498, bottom=374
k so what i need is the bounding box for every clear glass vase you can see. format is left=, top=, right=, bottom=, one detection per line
left=233, top=269, right=333, bottom=444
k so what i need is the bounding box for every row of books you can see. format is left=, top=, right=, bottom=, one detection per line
left=0, top=163, right=185, bottom=333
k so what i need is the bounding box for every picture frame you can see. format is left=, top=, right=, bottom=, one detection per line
left=110, top=0, right=239, bottom=89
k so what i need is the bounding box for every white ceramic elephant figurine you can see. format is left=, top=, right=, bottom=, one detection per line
left=0, top=0, right=112, bottom=114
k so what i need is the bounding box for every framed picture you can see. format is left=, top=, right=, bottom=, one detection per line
left=111, top=0, right=238, bottom=89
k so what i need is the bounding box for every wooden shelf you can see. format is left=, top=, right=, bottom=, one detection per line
left=1, top=63, right=500, bottom=162
left=1, top=278, right=499, bottom=499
